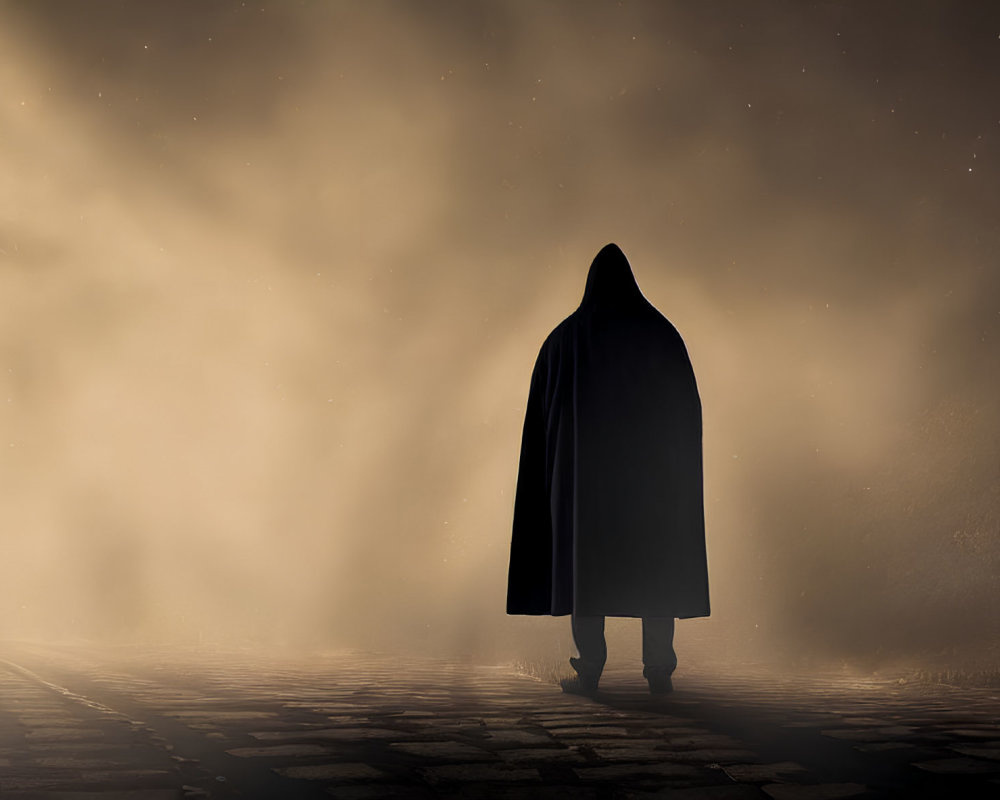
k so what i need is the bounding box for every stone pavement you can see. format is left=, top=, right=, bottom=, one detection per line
left=1, top=643, right=999, bottom=798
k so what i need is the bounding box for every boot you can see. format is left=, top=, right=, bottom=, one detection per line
left=561, top=657, right=600, bottom=696
left=644, top=666, right=674, bottom=695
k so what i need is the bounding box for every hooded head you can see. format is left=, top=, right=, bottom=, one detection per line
left=580, top=243, right=645, bottom=312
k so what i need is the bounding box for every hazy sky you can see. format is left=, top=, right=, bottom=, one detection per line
left=1, top=1, right=997, bottom=665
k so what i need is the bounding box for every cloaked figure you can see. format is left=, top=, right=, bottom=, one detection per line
left=506, top=243, right=709, bottom=695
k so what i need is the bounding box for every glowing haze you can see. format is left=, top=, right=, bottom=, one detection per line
left=1, top=1, right=997, bottom=668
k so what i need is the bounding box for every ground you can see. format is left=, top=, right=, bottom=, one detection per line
left=0, top=643, right=998, bottom=798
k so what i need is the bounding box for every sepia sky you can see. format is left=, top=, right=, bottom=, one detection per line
left=1, top=1, right=998, bottom=666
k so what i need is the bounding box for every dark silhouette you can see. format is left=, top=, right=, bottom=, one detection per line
left=507, top=243, right=709, bottom=695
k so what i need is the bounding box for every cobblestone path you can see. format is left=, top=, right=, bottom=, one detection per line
left=1, top=643, right=998, bottom=798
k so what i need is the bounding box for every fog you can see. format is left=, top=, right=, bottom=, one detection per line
left=1, top=1, right=997, bottom=672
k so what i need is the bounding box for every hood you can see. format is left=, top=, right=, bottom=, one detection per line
left=580, top=243, right=645, bottom=311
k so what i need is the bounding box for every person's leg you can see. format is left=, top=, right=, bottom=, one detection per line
left=563, top=614, right=606, bottom=694
left=641, top=617, right=676, bottom=693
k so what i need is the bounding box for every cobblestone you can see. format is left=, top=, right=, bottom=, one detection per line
left=1, top=644, right=999, bottom=798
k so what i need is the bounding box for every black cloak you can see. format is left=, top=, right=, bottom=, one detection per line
left=506, top=244, right=709, bottom=619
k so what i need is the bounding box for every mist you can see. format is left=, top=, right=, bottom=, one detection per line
left=1, top=1, right=997, bottom=671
